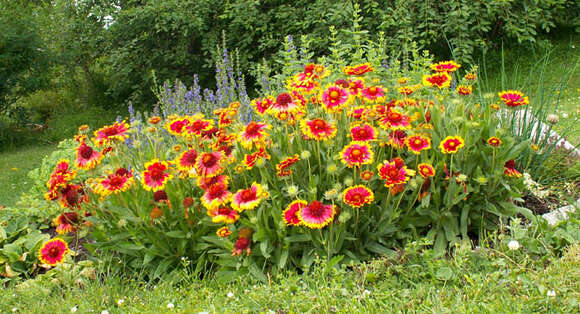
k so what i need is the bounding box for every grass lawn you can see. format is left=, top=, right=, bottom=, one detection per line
left=0, top=145, right=56, bottom=207
left=1, top=244, right=578, bottom=312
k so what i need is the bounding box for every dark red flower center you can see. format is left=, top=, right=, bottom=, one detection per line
left=276, top=92, right=293, bottom=107
left=109, top=176, right=125, bottom=188
left=307, top=201, right=325, bottom=218
left=102, top=126, right=120, bottom=137
left=428, top=75, right=448, bottom=86
left=153, top=190, right=168, bottom=202
left=48, top=246, right=61, bottom=258
left=312, top=119, right=327, bottom=131
left=150, top=169, right=165, bottom=181
left=245, top=122, right=261, bottom=136
left=115, top=168, right=130, bottom=177
left=240, top=189, right=255, bottom=202
left=202, top=154, right=217, bottom=167
left=368, top=87, right=378, bottom=94
left=208, top=184, right=225, bottom=198
left=235, top=237, right=250, bottom=250
left=329, top=91, right=340, bottom=100
left=182, top=151, right=198, bottom=165
left=388, top=112, right=402, bottom=122
left=79, top=145, right=94, bottom=159
left=350, top=148, right=362, bottom=158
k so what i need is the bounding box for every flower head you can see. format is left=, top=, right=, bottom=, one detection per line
left=251, top=96, right=274, bottom=116
left=360, top=85, right=387, bottom=103
left=201, top=183, right=232, bottom=210
left=208, top=207, right=239, bottom=224
left=175, top=149, right=198, bottom=176
left=93, top=121, right=130, bottom=147
left=276, top=154, right=300, bottom=177
left=298, top=201, right=336, bottom=229
left=418, top=163, right=436, bottom=178
left=94, top=168, right=134, bottom=197
left=141, top=159, right=173, bottom=191
left=504, top=159, right=522, bottom=178
left=360, top=170, right=374, bottom=181
left=342, top=185, right=374, bottom=208
left=422, top=72, right=452, bottom=89
left=487, top=137, right=502, bottom=147
left=38, top=238, right=70, bottom=266
left=349, top=123, right=377, bottom=142
left=430, top=60, right=461, bottom=73
left=378, top=108, right=411, bottom=131
left=75, top=141, right=103, bottom=170
left=283, top=200, right=307, bottom=226
left=320, top=85, right=353, bottom=113
left=377, top=159, right=416, bottom=188
left=439, top=136, right=465, bottom=154
left=498, top=90, right=529, bottom=107
left=239, top=122, right=270, bottom=149
left=340, top=142, right=374, bottom=168
left=216, top=226, right=232, bottom=237
left=406, top=134, right=431, bottom=154
left=231, top=182, right=269, bottom=212
left=343, top=63, right=374, bottom=75
left=195, top=151, right=225, bottom=178
left=457, top=85, right=473, bottom=96
left=300, top=118, right=337, bottom=141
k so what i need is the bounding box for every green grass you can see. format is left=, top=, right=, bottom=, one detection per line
left=0, top=145, right=56, bottom=207
left=1, top=243, right=578, bottom=313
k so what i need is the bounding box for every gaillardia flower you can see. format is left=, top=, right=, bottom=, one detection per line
left=342, top=185, right=374, bottom=208
left=93, top=121, right=130, bottom=147
left=439, top=136, right=465, bottom=154
left=283, top=200, right=307, bottom=226
left=141, top=159, right=173, bottom=192
left=349, top=123, right=377, bottom=142
left=504, top=159, right=522, bottom=178
left=377, top=159, right=416, bottom=188
left=418, top=163, right=436, bottom=178
left=360, top=85, right=387, bottom=103
left=430, top=60, right=461, bottom=73
left=300, top=118, right=337, bottom=141
left=231, top=182, right=269, bottom=212
left=201, top=183, right=232, bottom=210
left=94, top=168, right=134, bottom=197
left=343, top=63, right=374, bottom=75
left=75, top=141, right=103, bottom=170
left=457, top=85, right=473, bottom=95
left=422, top=72, right=452, bottom=89
left=360, top=170, right=374, bottom=181
left=38, top=238, right=70, bottom=266
left=298, top=201, right=336, bottom=229
left=53, top=212, right=80, bottom=235
left=239, top=122, right=270, bottom=149
left=216, top=226, right=232, bottom=237
left=276, top=154, right=300, bottom=177
left=320, top=85, right=352, bottom=113
left=251, top=96, right=274, bottom=116
left=498, top=90, right=529, bottom=107
left=340, top=142, right=374, bottom=168
left=487, top=137, right=502, bottom=147
left=185, top=115, right=214, bottom=138
left=378, top=109, right=411, bottom=131
left=406, top=134, right=431, bottom=154
left=208, top=207, right=240, bottom=224
left=195, top=151, right=225, bottom=177
left=175, top=149, right=198, bottom=175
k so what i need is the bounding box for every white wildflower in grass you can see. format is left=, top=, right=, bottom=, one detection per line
left=227, top=292, right=235, bottom=298
left=116, top=299, right=125, bottom=306
left=71, top=306, right=78, bottom=313
left=547, top=290, right=556, bottom=297
left=101, top=311, right=109, bottom=314
left=508, top=240, right=520, bottom=251
left=300, top=150, right=311, bottom=159
left=546, top=114, right=559, bottom=124
left=167, top=303, right=175, bottom=309
left=286, top=185, right=299, bottom=197
left=523, top=173, right=550, bottom=199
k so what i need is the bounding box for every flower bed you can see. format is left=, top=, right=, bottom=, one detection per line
left=39, top=58, right=533, bottom=280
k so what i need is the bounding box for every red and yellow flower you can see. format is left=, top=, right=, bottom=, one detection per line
left=93, top=121, right=130, bottom=147
left=300, top=118, right=337, bottom=141
left=498, top=90, right=529, bottom=107
left=197, top=174, right=229, bottom=191
left=439, top=136, right=465, bottom=154
left=38, top=238, right=70, bottom=266
left=360, top=170, right=374, bottom=181
left=487, top=137, right=502, bottom=147
left=418, top=163, right=436, bottom=178
left=195, top=151, right=225, bottom=178
left=75, top=141, right=103, bottom=170
left=378, top=108, right=411, bottom=131
left=185, top=115, right=214, bottom=138
left=283, top=200, right=306, bottom=226
left=175, top=149, right=198, bottom=175
left=53, top=212, right=80, bottom=235
left=406, top=134, right=431, bottom=154
left=343, top=63, right=374, bottom=75
left=216, top=226, right=232, bottom=237
left=201, top=183, right=233, bottom=210
left=504, top=159, right=522, bottom=178
left=231, top=182, right=269, bottom=212
left=387, top=130, right=408, bottom=149
left=298, top=200, right=336, bottom=229
left=422, top=72, right=452, bottom=89
left=430, top=60, right=461, bottom=73
left=239, top=121, right=271, bottom=149
left=377, top=159, right=416, bottom=188
left=347, top=79, right=365, bottom=96
left=320, top=85, right=353, bottom=113
left=457, top=85, right=473, bottom=96
left=94, top=168, right=134, bottom=197
left=268, top=92, right=304, bottom=116
left=251, top=96, right=274, bottom=116
left=276, top=154, right=300, bottom=177
left=342, top=185, right=374, bottom=208
left=340, top=142, right=374, bottom=168
left=349, top=123, right=377, bottom=142
left=208, top=207, right=240, bottom=224
left=360, top=85, right=387, bottom=103
left=398, top=86, right=415, bottom=96
left=141, top=159, right=173, bottom=191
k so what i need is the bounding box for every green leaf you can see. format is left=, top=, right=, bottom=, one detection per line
left=166, top=231, right=186, bottom=238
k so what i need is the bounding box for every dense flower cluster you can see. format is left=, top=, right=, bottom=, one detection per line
left=42, top=58, right=527, bottom=274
